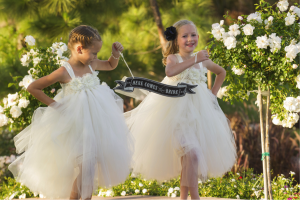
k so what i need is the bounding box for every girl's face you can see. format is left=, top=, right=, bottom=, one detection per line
left=76, top=40, right=102, bottom=65
left=177, top=24, right=199, bottom=54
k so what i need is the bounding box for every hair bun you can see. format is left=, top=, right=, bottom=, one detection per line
left=164, top=26, right=177, bottom=41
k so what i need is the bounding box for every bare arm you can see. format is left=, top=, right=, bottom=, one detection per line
left=165, top=50, right=209, bottom=77
left=27, top=67, right=70, bottom=106
left=93, top=42, right=124, bottom=71
left=202, top=59, right=226, bottom=96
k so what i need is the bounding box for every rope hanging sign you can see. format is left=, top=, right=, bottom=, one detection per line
left=113, top=53, right=197, bottom=98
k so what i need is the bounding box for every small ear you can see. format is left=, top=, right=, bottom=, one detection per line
left=76, top=45, right=83, bottom=54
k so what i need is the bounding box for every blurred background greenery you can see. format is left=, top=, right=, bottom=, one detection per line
left=0, top=0, right=299, bottom=184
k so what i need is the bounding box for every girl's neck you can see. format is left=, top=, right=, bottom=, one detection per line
left=178, top=51, right=194, bottom=61
left=68, top=57, right=86, bottom=68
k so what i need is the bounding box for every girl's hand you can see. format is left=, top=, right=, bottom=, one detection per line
left=112, top=42, right=124, bottom=57
left=196, top=50, right=209, bottom=63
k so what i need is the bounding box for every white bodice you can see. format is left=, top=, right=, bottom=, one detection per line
left=166, top=54, right=207, bottom=84
left=60, top=62, right=100, bottom=96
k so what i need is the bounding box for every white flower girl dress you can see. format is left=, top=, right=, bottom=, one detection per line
left=9, top=62, right=133, bottom=199
left=125, top=54, right=236, bottom=187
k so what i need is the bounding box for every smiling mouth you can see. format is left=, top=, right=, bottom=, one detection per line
left=186, top=43, right=195, bottom=47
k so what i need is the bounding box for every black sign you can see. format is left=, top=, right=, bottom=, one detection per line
left=114, top=77, right=197, bottom=97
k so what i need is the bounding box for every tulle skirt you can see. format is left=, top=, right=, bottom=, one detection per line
left=9, top=84, right=133, bottom=199
left=125, top=78, right=236, bottom=187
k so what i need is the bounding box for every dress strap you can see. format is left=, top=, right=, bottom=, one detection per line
left=62, top=62, right=75, bottom=79
left=88, top=65, right=93, bottom=72
left=175, top=54, right=183, bottom=63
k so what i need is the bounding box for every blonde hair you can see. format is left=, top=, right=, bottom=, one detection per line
left=68, top=25, right=102, bottom=50
left=162, top=20, right=197, bottom=66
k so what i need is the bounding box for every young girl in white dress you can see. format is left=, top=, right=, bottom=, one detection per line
left=125, top=20, right=236, bottom=200
left=9, top=25, right=133, bottom=200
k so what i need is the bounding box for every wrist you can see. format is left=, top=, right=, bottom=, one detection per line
left=111, top=51, right=120, bottom=59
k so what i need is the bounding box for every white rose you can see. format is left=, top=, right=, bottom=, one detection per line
left=277, top=0, right=289, bottom=12
left=33, top=57, right=42, bottom=67
left=59, top=42, right=68, bottom=52
left=286, top=113, right=299, bottom=128
left=18, top=98, right=30, bottom=108
left=256, top=35, right=269, bottom=49
left=135, top=189, right=140, bottom=194
left=217, top=86, right=228, bottom=99
left=212, top=24, right=224, bottom=41
left=221, top=32, right=230, bottom=41
left=28, top=68, right=39, bottom=75
left=236, top=195, right=240, bottom=199
left=242, top=24, right=255, bottom=36
left=238, top=16, right=243, bottom=20
left=142, top=189, right=147, bottom=194
left=29, top=49, right=39, bottom=57
left=7, top=93, right=19, bottom=107
left=20, top=54, right=30, bottom=67
left=296, top=75, right=300, bottom=89
left=121, top=191, right=126, bottom=196
left=292, top=64, right=298, bottom=69
left=268, top=16, right=274, bottom=22
left=171, top=193, right=176, bottom=198
left=268, top=33, right=281, bottom=53
left=22, top=75, right=35, bottom=89
left=285, top=44, right=299, bottom=62
left=285, top=12, right=295, bottom=26
left=106, top=190, right=112, bottom=197
left=247, top=12, right=262, bottom=23
left=232, top=66, right=245, bottom=75
left=212, top=23, right=220, bottom=30
left=224, top=36, right=237, bottom=49
left=56, top=49, right=63, bottom=58
left=0, top=114, right=9, bottom=127
left=174, top=187, right=180, bottom=191
left=24, top=35, right=35, bottom=46
left=168, top=188, right=174, bottom=193
left=228, top=24, right=240, bottom=36
left=19, top=193, right=26, bottom=199
left=293, top=7, right=300, bottom=17
left=52, top=42, right=60, bottom=49
left=220, top=20, right=224, bottom=26
left=10, top=106, right=22, bottom=118
left=19, top=81, right=24, bottom=87
left=272, top=114, right=282, bottom=125
left=139, top=183, right=143, bottom=187
left=283, top=97, right=298, bottom=112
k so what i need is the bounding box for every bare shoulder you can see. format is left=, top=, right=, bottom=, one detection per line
left=167, top=54, right=178, bottom=64
left=89, top=60, right=99, bottom=70
left=50, top=66, right=71, bottom=83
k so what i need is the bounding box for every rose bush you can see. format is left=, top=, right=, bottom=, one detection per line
left=0, top=37, right=68, bottom=130
left=209, top=0, right=300, bottom=128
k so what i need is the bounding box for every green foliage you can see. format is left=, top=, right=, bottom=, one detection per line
left=207, top=0, right=300, bottom=124
left=0, top=177, right=35, bottom=199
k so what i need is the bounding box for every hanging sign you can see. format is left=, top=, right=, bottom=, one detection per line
left=114, top=77, right=197, bottom=97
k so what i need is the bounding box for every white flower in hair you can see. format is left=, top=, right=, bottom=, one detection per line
left=25, top=35, right=35, bottom=46
left=277, top=0, right=289, bottom=12
left=10, top=106, right=22, bottom=118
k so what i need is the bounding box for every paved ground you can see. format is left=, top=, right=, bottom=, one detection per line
left=23, top=196, right=237, bottom=200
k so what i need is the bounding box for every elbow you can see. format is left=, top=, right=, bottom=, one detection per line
left=165, top=68, right=174, bottom=77
left=26, top=84, right=34, bottom=94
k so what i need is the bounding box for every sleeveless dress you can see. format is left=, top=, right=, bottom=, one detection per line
left=9, top=62, right=133, bottom=199
left=125, top=54, right=236, bottom=187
